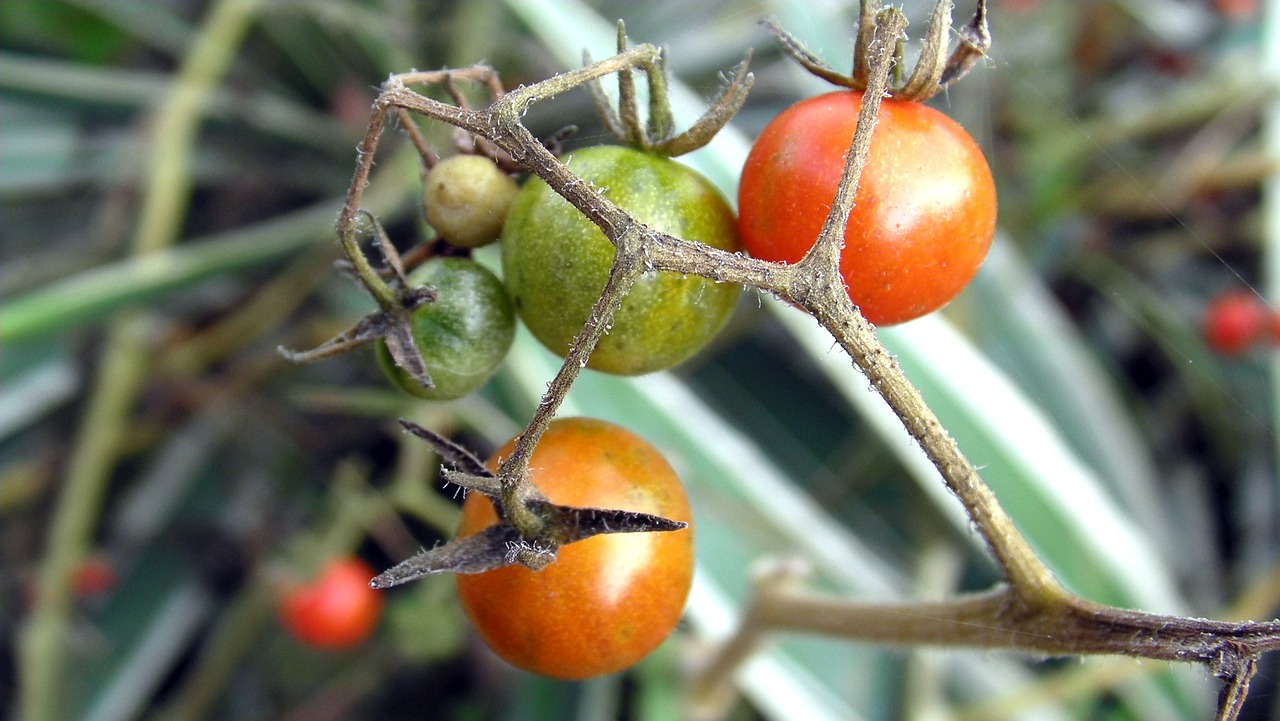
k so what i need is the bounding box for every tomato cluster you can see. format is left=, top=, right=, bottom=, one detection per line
left=376, top=49, right=999, bottom=395
left=373, top=143, right=742, bottom=402
left=360, top=19, right=1001, bottom=683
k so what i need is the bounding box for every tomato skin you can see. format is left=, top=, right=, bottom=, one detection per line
left=281, top=558, right=384, bottom=650
left=738, top=91, right=997, bottom=325
left=501, top=145, right=741, bottom=375
left=377, top=257, right=515, bottom=400
left=454, top=417, right=694, bottom=679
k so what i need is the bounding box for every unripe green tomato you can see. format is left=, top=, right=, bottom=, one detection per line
left=377, top=257, right=515, bottom=400
left=501, top=145, right=741, bottom=376
left=423, top=155, right=519, bottom=248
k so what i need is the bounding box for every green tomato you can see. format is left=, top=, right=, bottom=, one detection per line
left=501, top=145, right=741, bottom=376
left=377, top=257, right=515, bottom=400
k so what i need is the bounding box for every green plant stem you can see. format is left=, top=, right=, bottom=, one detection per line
left=133, top=0, right=261, bottom=256
left=18, top=2, right=260, bottom=720
left=150, top=462, right=385, bottom=721
left=146, top=575, right=278, bottom=721
left=0, top=203, right=333, bottom=344
left=18, top=315, right=152, bottom=721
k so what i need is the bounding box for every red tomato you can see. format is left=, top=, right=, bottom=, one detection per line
left=454, top=417, right=694, bottom=679
left=1202, top=290, right=1268, bottom=356
left=281, top=558, right=384, bottom=650
left=738, top=91, right=997, bottom=325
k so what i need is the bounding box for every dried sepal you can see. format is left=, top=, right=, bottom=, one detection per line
left=898, top=0, right=952, bottom=99
left=277, top=212, right=439, bottom=392
left=381, top=320, right=434, bottom=390
left=613, top=21, right=646, bottom=147
left=644, top=47, right=676, bottom=143
left=370, top=525, right=530, bottom=588
left=532, top=500, right=689, bottom=545
left=277, top=312, right=395, bottom=363
left=762, top=19, right=856, bottom=89
left=940, top=0, right=991, bottom=89
left=369, top=497, right=689, bottom=589
left=535, top=124, right=579, bottom=163
left=654, top=51, right=755, bottom=157
left=371, top=426, right=691, bottom=588
left=440, top=468, right=504, bottom=499
left=583, top=21, right=752, bottom=157
left=397, top=419, right=491, bottom=476
left=583, top=49, right=629, bottom=141
left=360, top=209, right=409, bottom=287
left=770, top=0, right=991, bottom=102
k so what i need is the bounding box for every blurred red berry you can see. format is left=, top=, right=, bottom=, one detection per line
left=1215, top=0, right=1257, bottom=20
left=72, top=553, right=117, bottom=599
left=1202, top=291, right=1267, bottom=356
left=281, top=558, right=384, bottom=650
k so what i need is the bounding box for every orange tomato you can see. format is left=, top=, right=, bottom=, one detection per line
left=454, top=417, right=694, bottom=679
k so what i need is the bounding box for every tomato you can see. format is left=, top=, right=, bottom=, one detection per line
left=738, top=91, right=997, bottom=325
left=1202, top=290, right=1268, bottom=356
left=423, top=155, right=519, bottom=248
left=377, top=256, right=515, bottom=400
left=281, top=558, right=384, bottom=650
left=501, top=145, right=741, bottom=375
left=454, top=417, right=694, bottom=679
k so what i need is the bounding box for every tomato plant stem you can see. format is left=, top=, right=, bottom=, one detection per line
left=786, top=7, right=1060, bottom=600
left=337, top=101, right=400, bottom=310
left=496, top=252, right=646, bottom=537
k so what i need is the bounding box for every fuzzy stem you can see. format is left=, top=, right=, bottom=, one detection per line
left=495, top=251, right=646, bottom=536
left=336, top=102, right=400, bottom=310
left=747, top=584, right=1280, bottom=661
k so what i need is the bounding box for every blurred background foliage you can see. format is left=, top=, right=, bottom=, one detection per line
left=1, top=1, right=1277, bottom=720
